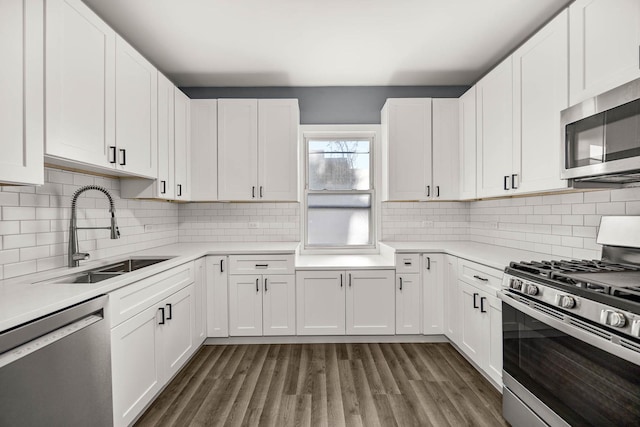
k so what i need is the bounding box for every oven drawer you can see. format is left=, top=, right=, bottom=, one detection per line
left=395, top=253, right=421, bottom=274
left=458, top=259, right=502, bottom=290
left=228, top=254, right=295, bottom=275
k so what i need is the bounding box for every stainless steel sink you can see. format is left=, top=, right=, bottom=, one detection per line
left=41, top=257, right=173, bottom=284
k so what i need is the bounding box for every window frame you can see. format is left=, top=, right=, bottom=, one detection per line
left=300, top=125, right=381, bottom=254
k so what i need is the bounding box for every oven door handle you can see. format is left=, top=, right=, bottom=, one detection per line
left=498, top=291, right=640, bottom=366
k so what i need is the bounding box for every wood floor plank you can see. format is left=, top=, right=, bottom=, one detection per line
left=135, top=342, right=508, bottom=427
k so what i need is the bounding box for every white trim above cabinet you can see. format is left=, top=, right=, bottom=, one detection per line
left=0, top=0, right=44, bottom=186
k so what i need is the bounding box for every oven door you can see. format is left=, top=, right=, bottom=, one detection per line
left=499, top=291, right=640, bottom=427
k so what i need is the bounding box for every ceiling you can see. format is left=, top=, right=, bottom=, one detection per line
left=83, top=0, right=572, bottom=87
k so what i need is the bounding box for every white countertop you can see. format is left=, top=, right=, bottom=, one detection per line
left=0, top=240, right=553, bottom=333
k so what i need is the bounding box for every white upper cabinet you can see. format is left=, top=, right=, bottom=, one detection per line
left=381, top=98, right=433, bottom=201
left=258, top=99, right=299, bottom=201
left=458, top=88, right=476, bottom=200
left=569, top=0, right=640, bottom=105
left=513, top=10, right=569, bottom=194
left=190, top=100, right=218, bottom=201
left=218, top=99, right=299, bottom=201
left=476, top=58, right=514, bottom=198
left=157, top=73, right=176, bottom=199
left=0, top=0, right=44, bottom=185
left=174, top=88, right=191, bottom=200
left=114, top=36, right=157, bottom=178
left=45, top=0, right=115, bottom=169
left=218, top=99, right=259, bottom=200
left=432, top=99, right=460, bottom=200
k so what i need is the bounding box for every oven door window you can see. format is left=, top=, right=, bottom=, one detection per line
left=503, top=303, right=640, bottom=426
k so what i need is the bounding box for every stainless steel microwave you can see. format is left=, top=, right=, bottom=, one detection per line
left=561, top=77, right=640, bottom=183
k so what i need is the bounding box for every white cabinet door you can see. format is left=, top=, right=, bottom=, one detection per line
left=395, top=273, right=421, bottom=334
left=218, top=99, right=258, bottom=200
left=443, top=256, right=459, bottom=343
left=476, top=58, right=514, bottom=198
left=258, top=99, right=299, bottom=201
left=432, top=99, right=459, bottom=200
left=483, top=292, right=503, bottom=386
left=458, top=88, right=476, bottom=200
left=114, top=35, right=157, bottom=178
left=157, top=73, right=175, bottom=198
left=111, top=304, right=162, bottom=427
left=190, top=99, right=218, bottom=201
left=206, top=256, right=228, bottom=337
left=346, top=270, right=395, bottom=335
left=45, top=0, right=115, bottom=168
left=174, top=88, right=191, bottom=200
left=193, top=258, right=207, bottom=345
left=423, top=254, right=445, bottom=335
left=0, top=0, right=44, bottom=185
left=161, top=285, right=195, bottom=380
left=296, top=270, right=345, bottom=335
left=569, top=0, right=640, bottom=105
left=263, top=275, right=296, bottom=336
left=513, top=10, right=568, bottom=194
left=228, top=275, right=263, bottom=336
left=459, top=281, right=484, bottom=367
left=381, top=98, right=432, bottom=200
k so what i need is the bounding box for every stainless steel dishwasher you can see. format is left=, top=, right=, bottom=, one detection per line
left=0, top=295, right=112, bottom=426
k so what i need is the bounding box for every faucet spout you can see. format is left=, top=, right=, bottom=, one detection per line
left=68, top=185, right=120, bottom=268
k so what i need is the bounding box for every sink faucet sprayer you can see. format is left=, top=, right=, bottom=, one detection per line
left=68, top=185, right=120, bottom=267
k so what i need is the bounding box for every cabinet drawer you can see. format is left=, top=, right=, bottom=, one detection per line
left=109, top=262, right=194, bottom=327
left=395, top=253, right=421, bottom=274
left=228, top=254, right=294, bottom=275
left=458, top=258, right=503, bottom=291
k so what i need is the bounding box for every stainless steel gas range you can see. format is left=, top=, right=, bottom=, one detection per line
left=499, top=216, right=640, bottom=427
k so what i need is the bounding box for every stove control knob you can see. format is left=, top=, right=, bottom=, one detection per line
left=524, top=284, right=539, bottom=296
left=555, top=294, right=576, bottom=309
left=600, top=310, right=626, bottom=328
left=509, top=278, right=522, bottom=290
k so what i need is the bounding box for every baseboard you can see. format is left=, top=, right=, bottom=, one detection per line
left=203, top=334, right=449, bottom=345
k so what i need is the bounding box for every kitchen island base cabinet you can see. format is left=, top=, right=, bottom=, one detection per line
left=296, top=270, right=395, bottom=336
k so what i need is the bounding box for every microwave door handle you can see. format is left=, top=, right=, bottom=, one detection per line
left=497, top=292, right=640, bottom=366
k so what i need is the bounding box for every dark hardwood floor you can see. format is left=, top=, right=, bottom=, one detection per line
left=135, top=343, right=508, bottom=427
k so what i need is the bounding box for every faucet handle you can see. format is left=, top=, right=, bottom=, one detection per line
left=72, top=253, right=90, bottom=262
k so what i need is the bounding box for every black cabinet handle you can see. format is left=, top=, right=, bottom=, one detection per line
left=473, top=293, right=479, bottom=309
left=252, top=186, right=256, bottom=198
left=255, top=264, right=268, bottom=268
left=436, top=186, right=440, bottom=197
left=264, top=278, right=268, bottom=292
left=166, top=303, right=172, bottom=320
left=404, top=262, right=411, bottom=266
left=511, top=174, right=519, bottom=189
left=480, top=297, right=487, bottom=313
left=158, top=307, right=165, bottom=325
left=426, top=257, right=431, bottom=270
left=160, top=180, right=166, bottom=194
left=504, top=175, right=510, bottom=190
left=349, top=273, right=352, bottom=287
left=109, top=146, right=117, bottom=164
left=256, top=278, right=259, bottom=292
left=260, top=186, right=263, bottom=198
left=473, top=275, right=488, bottom=282
left=426, top=185, right=431, bottom=197
left=177, top=184, right=182, bottom=197
left=220, top=258, right=224, bottom=273
left=340, top=273, right=343, bottom=287
left=119, top=148, right=126, bottom=166
left=399, top=277, right=403, bottom=290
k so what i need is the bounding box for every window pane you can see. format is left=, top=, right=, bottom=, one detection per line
left=307, top=193, right=372, bottom=246
left=308, top=140, right=370, bottom=190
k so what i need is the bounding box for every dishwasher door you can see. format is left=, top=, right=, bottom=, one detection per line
left=0, top=295, right=112, bottom=427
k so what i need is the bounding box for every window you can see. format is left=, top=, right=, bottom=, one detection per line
left=304, top=136, right=375, bottom=249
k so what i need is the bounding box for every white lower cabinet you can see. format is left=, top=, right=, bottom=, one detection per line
left=296, top=270, right=395, bottom=336
left=395, top=273, right=421, bottom=334
left=109, top=262, right=196, bottom=427
left=206, top=256, right=229, bottom=337
left=422, top=254, right=445, bottom=334
left=193, top=257, right=207, bottom=346
left=443, top=256, right=460, bottom=344
left=228, top=274, right=295, bottom=337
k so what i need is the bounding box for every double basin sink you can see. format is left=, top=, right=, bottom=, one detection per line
left=44, top=258, right=173, bottom=284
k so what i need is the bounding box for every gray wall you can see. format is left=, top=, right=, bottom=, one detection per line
left=181, top=86, right=469, bottom=124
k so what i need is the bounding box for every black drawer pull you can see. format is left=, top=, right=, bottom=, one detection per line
left=473, top=293, right=479, bottom=309
left=404, top=261, right=412, bottom=266
left=256, top=278, right=259, bottom=293
left=426, top=257, right=431, bottom=270
left=158, top=307, right=165, bottom=325
left=264, top=278, right=268, bottom=292
left=166, top=303, right=172, bottom=320
left=340, top=274, right=343, bottom=287
left=480, top=297, right=487, bottom=313
left=220, top=258, right=224, bottom=273
left=473, top=275, right=488, bottom=282
left=399, top=277, right=403, bottom=290
left=255, top=264, right=268, bottom=268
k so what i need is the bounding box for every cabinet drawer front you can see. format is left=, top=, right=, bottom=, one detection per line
left=228, top=254, right=294, bottom=275
left=109, top=262, right=194, bottom=327
left=395, top=253, right=421, bottom=274
left=457, top=259, right=503, bottom=291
